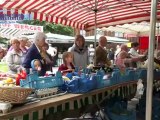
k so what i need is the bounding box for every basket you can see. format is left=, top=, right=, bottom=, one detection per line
left=0, top=87, right=33, bottom=104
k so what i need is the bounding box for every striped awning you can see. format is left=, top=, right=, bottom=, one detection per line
left=0, top=28, right=34, bottom=39
left=101, top=21, right=160, bottom=36
left=0, top=0, right=160, bottom=30
left=0, top=23, right=43, bottom=39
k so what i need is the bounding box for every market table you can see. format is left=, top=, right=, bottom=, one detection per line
left=0, top=80, right=137, bottom=120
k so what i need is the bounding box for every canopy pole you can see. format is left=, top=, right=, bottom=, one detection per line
left=94, top=0, right=98, bottom=65
left=146, top=1, right=157, bottom=120
left=156, top=24, right=159, bottom=50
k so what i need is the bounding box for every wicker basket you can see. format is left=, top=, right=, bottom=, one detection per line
left=0, top=87, right=33, bottom=104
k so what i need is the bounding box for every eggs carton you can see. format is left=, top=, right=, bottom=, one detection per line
left=0, top=102, right=12, bottom=114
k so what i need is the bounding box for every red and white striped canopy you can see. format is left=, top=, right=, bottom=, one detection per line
left=0, top=0, right=160, bottom=30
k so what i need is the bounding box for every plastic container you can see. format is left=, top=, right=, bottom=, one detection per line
left=127, top=70, right=136, bottom=81
left=20, top=71, right=63, bottom=89
left=110, top=71, right=120, bottom=85
left=154, top=69, right=160, bottom=79
left=137, top=69, right=147, bottom=80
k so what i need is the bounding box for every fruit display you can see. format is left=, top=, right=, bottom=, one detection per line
left=0, top=73, right=7, bottom=77
left=0, top=77, right=16, bottom=87
left=0, top=73, right=17, bottom=81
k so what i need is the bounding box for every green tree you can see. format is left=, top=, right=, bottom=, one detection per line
left=21, top=20, right=73, bottom=36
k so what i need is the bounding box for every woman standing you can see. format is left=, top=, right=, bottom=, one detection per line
left=19, top=37, right=29, bottom=54
left=6, top=38, right=24, bottom=74
left=68, top=35, right=88, bottom=68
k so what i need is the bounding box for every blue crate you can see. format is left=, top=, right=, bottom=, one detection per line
left=120, top=74, right=129, bottom=82
left=96, top=69, right=105, bottom=78
left=154, top=70, right=160, bottom=79
left=126, top=70, right=137, bottom=81
left=96, top=74, right=104, bottom=88
left=137, top=69, right=147, bottom=80
left=110, top=71, right=120, bottom=85
left=96, top=70, right=105, bottom=88
left=82, top=68, right=91, bottom=74
left=20, top=71, right=63, bottom=89
left=116, top=71, right=129, bottom=83
left=103, top=79, right=112, bottom=87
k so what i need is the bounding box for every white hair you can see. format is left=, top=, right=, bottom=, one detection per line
left=10, top=37, right=19, bottom=44
left=19, top=36, right=29, bottom=41
left=33, top=32, right=47, bottom=43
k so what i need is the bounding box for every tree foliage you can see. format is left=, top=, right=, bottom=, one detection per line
left=21, top=20, right=73, bottom=36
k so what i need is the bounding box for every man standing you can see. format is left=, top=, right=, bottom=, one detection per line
left=94, top=36, right=111, bottom=66
left=23, top=32, right=47, bottom=76
left=128, top=42, right=145, bottom=67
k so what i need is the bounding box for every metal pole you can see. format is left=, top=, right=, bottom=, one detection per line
left=146, top=1, right=157, bottom=120
left=94, top=11, right=97, bottom=50
left=156, top=24, right=159, bottom=51
left=94, top=0, right=97, bottom=64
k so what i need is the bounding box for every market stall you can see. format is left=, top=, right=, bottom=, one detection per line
left=0, top=1, right=160, bottom=120
left=0, top=81, right=137, bottom=120
left=1, top=65, right=155, bottom=120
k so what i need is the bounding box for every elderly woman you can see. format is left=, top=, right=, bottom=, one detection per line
left=6, top=38, right=24, bottom=74
left=19, top=37, right=29, bottom=54
left=68, top=35, right=88, bottom=68
left=22, top=32, right=47, bottom=76
left=115, top=44, right=140, bottom=71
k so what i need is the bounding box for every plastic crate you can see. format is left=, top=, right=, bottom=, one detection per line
left=137, top=69, right=147, bottom=80
left=82, top=68, right=91, bottom=74
left=20, top=71, right=63, bottom=89
left=96, top=70, right=105, bottom=88
left=120, top=74, right=129, bottom=82
left=154, top=70, right=160, bottom=79
left=110, top=71, right=120, bottom=85
left=127, top=70, right=137, bottom=81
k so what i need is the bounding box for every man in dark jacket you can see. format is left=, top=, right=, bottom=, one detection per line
left=22, top=32, right=47, bottom=76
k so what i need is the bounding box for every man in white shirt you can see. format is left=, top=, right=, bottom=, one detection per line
left=128, top=42, right=144, bottom=67
left=129, top=42, right=140, bottom=57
